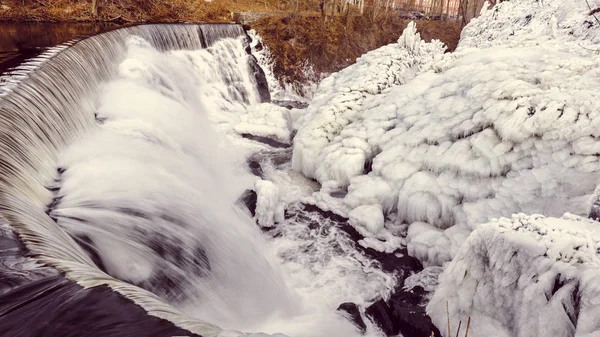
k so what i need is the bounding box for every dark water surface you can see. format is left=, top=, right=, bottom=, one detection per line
left=0, top=22, right=120, bottom=74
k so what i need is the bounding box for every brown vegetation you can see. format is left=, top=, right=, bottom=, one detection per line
left=0, top=0, right=232, bottom=22
left=0, top=0, right=324, bottom=22
left=0, top=0, right=462, bottom=91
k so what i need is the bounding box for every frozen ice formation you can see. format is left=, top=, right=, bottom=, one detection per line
left=292, top=0, right=600, bottom=263
left=428, top=213, right=600, bottom=337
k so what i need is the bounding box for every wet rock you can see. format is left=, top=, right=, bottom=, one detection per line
left=366, top=286, right=441, bottom=337
left=237, top=189, right=258, bottom=217
left=247, top=56, right=271, bottom=103
left=366, top=299, right=395, bottom=336
left=337, top=302, right=366, bottom=333
left=272, top=100, right=309, bottom=110
left=247, top=158, right=264, bottom=178
left=240, top=133, right=291, bottom=148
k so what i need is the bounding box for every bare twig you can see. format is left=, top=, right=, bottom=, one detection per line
left=446, top=301, right=451, bottom=337
left=585, top=0, right=600, bottom=26
left=455, top=321, right=462, bottom=337
left=465, top=317, right=471, bottom=337
left=578, top=42, right=600, bottom=53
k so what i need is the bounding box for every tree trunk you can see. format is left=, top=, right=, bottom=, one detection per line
left=91, top=0, right=98, bottom=17
left=471, top=0, right=479, bottom=19
left=460, top=0, right=469, bottom=26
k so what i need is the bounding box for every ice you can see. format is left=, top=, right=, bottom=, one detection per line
left=292, top=0, right=600, bottom=267
left=255, top=179, right=286, bottom=228
left=403, top=266, right=444, bottom=293
left=291, top=22, right=446, bottom=183
left=348, top=204, right=385, bottom=237
left=234, top=104, right=292, bottom=143
left=428, top=213, right=600, bottom=337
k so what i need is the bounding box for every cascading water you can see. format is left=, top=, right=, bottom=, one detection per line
left=0, top=23, right=389, bottom=337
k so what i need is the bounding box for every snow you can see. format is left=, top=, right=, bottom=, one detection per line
left=292, top=22, right=446, bottom=184
left=403, top=266, right=444, bottom=293
left=234, top=103, right=292, bottom=143
left=428, top=213, right=600, bottom=337
left=348, top=204, right=385, bottom=237
left=292, top=0, right=600, bottom=264
left=255, top=179, right=286, bottom=228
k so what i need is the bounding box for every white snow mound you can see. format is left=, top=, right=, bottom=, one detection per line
left=255, top=179, right=286, bottom=228
left=294, top=0, right=600, bottom=265
left=292, top=22, right=446, bottom=184
left=428, top=213, right=600, bottom=337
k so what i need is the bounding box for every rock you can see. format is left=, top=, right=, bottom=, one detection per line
left=348, top=205, right=385, bottom=236
left=366, top=299, right=395, bottom=335
left=337, top=302, right=367, bottom=333
left=247, top=158, right=264, bottom=178
left=240, top=133, right=290, bottom=148
left=247, top=56, right=271, bottom=103
left=255, top=180, right=285, bottom=228
left=272, top=100, right=309, bottom=110
left=237, top=189, right=258, bottom=217
left=232, top=12, right=272, bottom=25
left=366, top=286, right=441, bottom=337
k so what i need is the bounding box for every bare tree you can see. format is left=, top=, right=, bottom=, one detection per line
left=91, top=0, right=98, bottom=17
left=459, top=0, right=469, bottom=26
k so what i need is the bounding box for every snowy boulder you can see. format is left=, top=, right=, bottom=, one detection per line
left=235, top=103, right=292, bottom=144
left=348, top=205, right=385, bottom=237
left=254, top=180, right=285, bottom=228
left=428, top=213, right=600, bottom=337
left=407, top=222, right=470, bottom=267
left=292, top=22, right=446, bottom=183
left=588, top=184, right=600, bottom=221
left=459, top=0, right=600, bottom=50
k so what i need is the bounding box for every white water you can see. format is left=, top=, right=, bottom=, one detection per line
left=40, top=33, right=386, bottom=337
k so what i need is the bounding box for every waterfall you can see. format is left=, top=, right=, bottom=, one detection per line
left=0, top=23, right=274, bottom=336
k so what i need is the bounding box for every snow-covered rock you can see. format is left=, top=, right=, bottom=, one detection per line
left=294, top=0, right=600, bottom=266
left=428, top=213, right=600, bottom=337
left=234, top=103, right=292, bottom=143
left=403, top=266, right=444, bottom=293
left=459, top=0, right=600, bottom=50
left=348, top=204, right=385, bottom=237
left=254, top=179, right=285, bottom=228
left=292, top=22, right=446, bottom=184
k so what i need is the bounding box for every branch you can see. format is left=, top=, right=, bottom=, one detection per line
left=585, top=0, right=600, bottom=26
